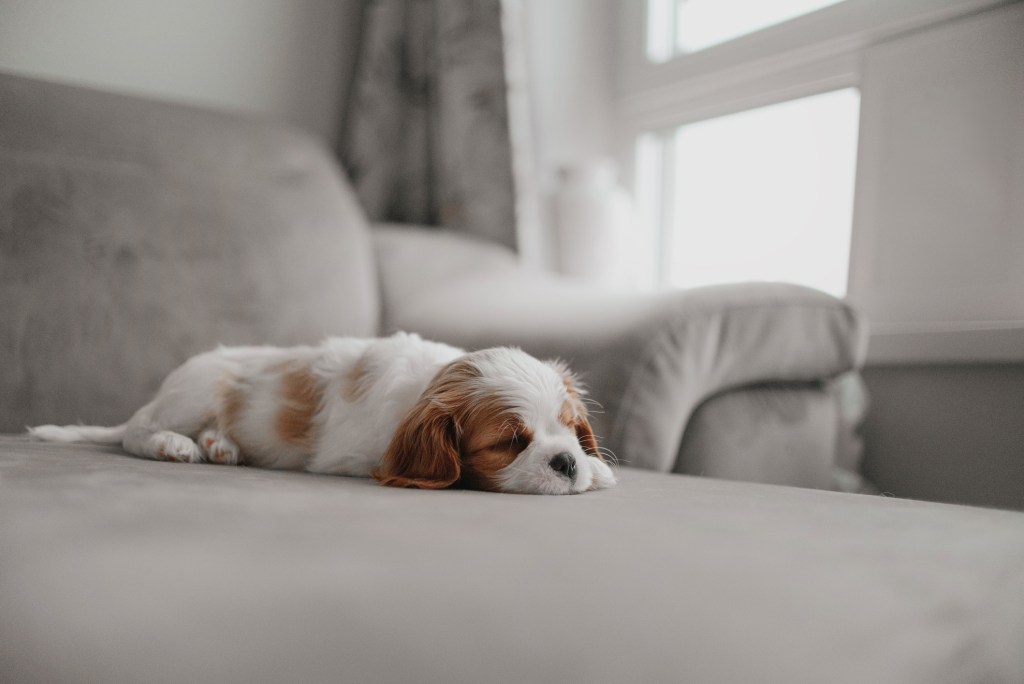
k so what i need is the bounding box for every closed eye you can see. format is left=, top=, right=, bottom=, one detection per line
left=481, top=426, right=532, bottom=453
left=466, top=418, right=534, bottom=456
left=491, top=433, right=530, bottom=453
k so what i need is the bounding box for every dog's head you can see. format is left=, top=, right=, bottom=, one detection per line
left=372, top=348, right=616, bottom=494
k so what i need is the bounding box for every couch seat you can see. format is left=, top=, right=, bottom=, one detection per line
left=1, top=436, right=1022, bottom=683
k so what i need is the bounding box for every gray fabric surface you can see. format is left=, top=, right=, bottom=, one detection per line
left=0, top=72, right=380, bottom=432
left=2, top=437, right=1023, bottom=684
left=374, top=225, right=869, bottom=474
left=676, top=384, right=840, bottom=489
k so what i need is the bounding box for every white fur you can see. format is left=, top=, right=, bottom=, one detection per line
left=28, top=332, right=617, bottom=495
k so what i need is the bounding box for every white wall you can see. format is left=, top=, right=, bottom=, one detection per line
left=849, top=2, right=1024, bottom=362
left=0, top=0, right=360, bottom=144
left=846, top=4, right=1024, bottom=508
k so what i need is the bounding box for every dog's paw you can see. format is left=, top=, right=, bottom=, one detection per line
left=587, top=456, right=617, bottom=491
left=198, top=429, right=241, bottom=465
left=152, top=431, right=202, bottom=463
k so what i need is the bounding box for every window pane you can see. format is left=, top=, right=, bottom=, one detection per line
left=676, top=0, right=847, bottom=53
left=646, top=0, right=676, bottom=63
left=669, top=88, right=860, bottom=297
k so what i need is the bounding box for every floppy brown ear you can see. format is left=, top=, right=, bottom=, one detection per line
left=373, top=398, right=461, bottom=489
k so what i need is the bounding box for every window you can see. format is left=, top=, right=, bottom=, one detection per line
left=647, top=0, right=848, bottom=61
left=645, top=88, right=860, bottom=297
left=634, top=0, right=863, bottom=295
left=622, top=0, right=1019, bottom=359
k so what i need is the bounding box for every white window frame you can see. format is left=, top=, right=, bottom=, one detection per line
left=613, top=0, right=1016, bottom=360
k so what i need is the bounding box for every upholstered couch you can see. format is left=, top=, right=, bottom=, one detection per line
left=2, top=72, right=1023, bottom=683
left=0, top=72, right=868, bottom=490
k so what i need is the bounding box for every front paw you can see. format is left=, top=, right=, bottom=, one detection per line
left=587, top=456, right=617, bottom=491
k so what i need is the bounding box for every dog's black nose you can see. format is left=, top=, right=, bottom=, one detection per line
left=549, top=452, right=577, bottom=480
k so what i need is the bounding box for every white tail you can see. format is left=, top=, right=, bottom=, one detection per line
left=28, top=423, right=127, bottom=444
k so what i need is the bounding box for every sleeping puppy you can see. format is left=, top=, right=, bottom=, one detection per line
left=29, top=332, right=616, bottom=495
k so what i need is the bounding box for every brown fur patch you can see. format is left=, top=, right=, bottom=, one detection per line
left=559, top=399, right=579, bottom=426
left=374, top=358, right=484, bottom=490
left=461, top=415, right=532, bottom=491
left=372, top=403, right=459, bottom=489
left=276, top=363, right=323, bottom=450
left=343, top=353, right=373, bottom=402
left=560, top=382, right=601, bottom=460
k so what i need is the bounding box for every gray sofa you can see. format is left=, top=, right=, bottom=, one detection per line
left=2, top=72, right=1023, bottom=683
left=0, top=72, right=868, bottom=490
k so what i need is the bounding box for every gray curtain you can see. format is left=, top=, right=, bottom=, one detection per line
left=338, top=0, right=518, bottom=250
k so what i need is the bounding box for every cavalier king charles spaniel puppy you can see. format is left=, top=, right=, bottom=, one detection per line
left=29, top=333, right=616, bottom=495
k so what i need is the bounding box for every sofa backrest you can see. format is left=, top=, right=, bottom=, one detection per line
left=0, top=73, right=379, bottom=431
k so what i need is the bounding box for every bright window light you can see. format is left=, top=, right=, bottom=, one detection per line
left=647, top=0, right=848, bottom=59
left=646, top=0, right=676, bottom=63
left=676, top=0, right=847, bottom=52
left=668, top=88, right=860, bottom=297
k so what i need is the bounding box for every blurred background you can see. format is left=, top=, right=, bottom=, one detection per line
left=1, top=0, right=1021, bottom=508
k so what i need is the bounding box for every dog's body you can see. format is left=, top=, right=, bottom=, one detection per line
left=30, top=333, right=616, bottom=495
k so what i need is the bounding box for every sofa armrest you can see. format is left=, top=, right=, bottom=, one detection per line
left=373, top=224, right=869, bottom=472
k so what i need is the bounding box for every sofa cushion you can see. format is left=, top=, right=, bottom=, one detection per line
left=0, top=73, right=379, bottom=431
left=676, top=383, right=871, bottom=491
left=2, top=438, right=1023, bottom=683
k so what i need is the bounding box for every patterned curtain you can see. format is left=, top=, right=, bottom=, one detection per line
left=338, top=0, right=518, bottom=250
